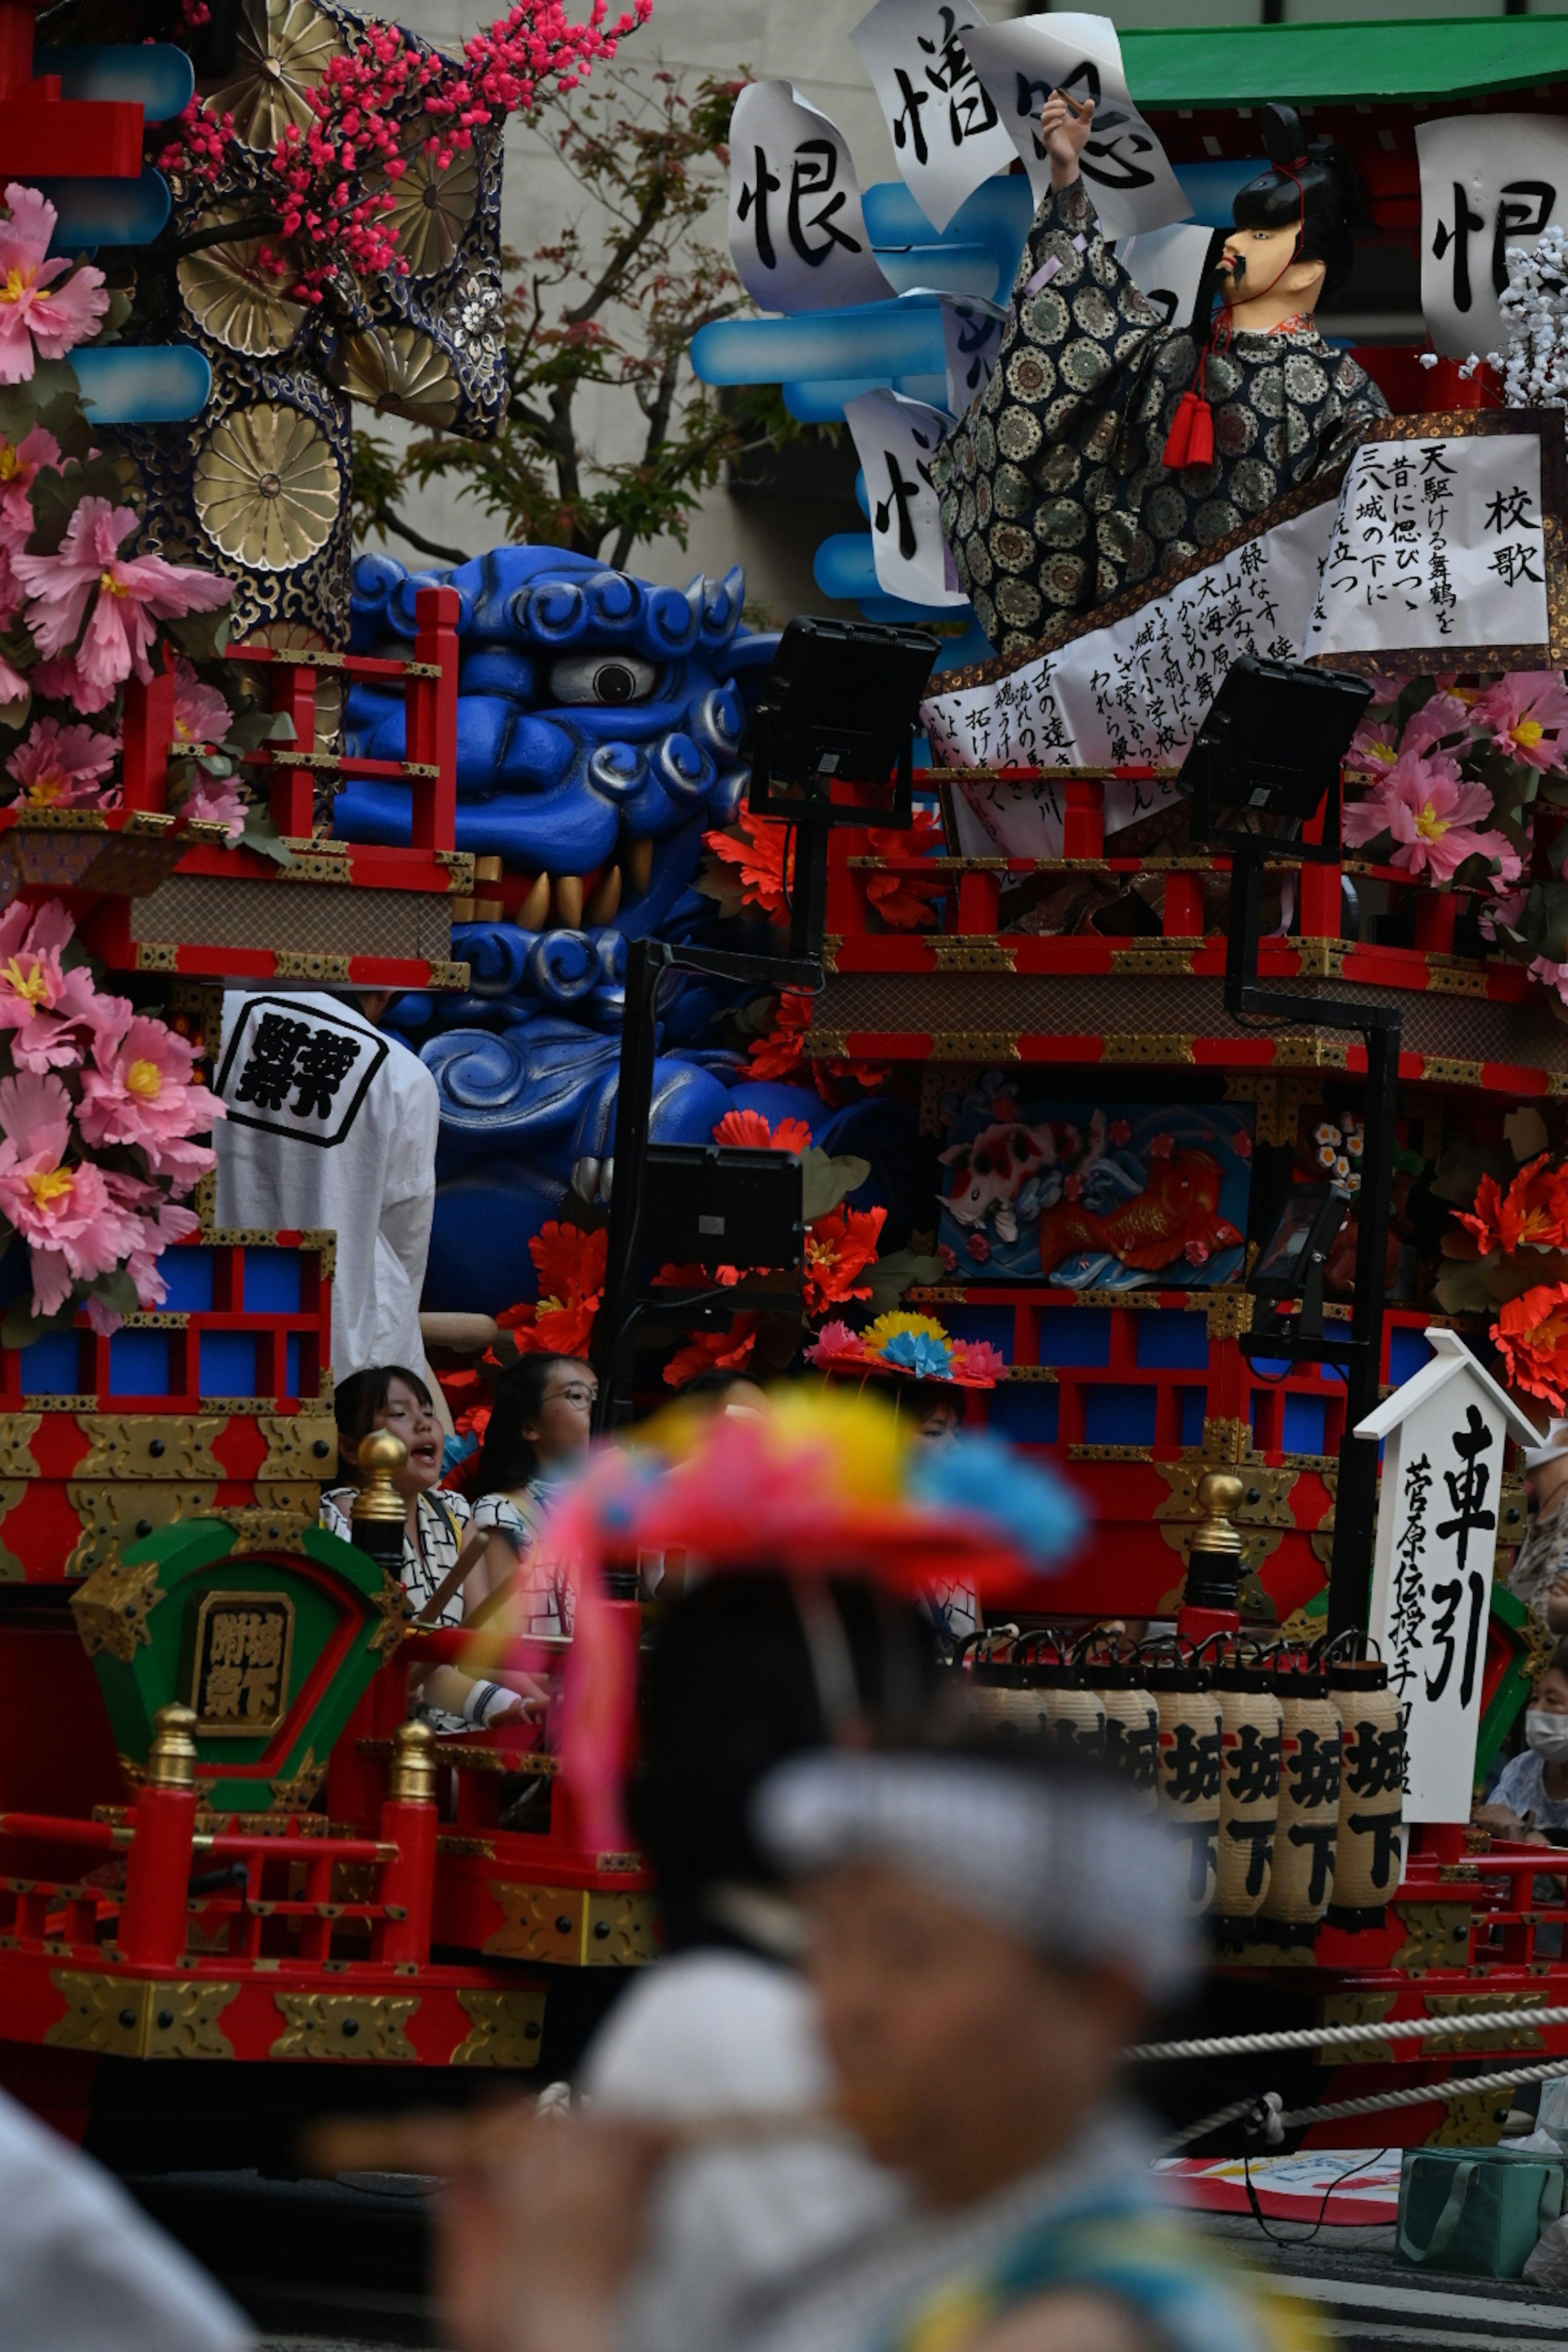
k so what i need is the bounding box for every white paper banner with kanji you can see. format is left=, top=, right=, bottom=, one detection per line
left=727, top=82, right=893, bottom=313
left=1305, top=429, right=1548, bottom=660
left=845, top=388, right=969, bottom=607
left=960, top=12, right=1189, bottom=241
left=1357, top=1330, right=1537, bottom=1824
left=852, top=0, right=1017, bottom=235
left=921, top=496, right=1338, bottom=853
left=1417, top=115, right=1568, bottom=362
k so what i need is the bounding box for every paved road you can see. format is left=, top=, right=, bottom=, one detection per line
left=127, top=2170, right=1568, bottom=2352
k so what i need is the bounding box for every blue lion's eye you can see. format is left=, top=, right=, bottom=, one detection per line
left=547, top=653, right=658, bottom=705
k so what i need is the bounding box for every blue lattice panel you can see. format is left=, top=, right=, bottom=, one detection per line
left=902, top=1289, right=1519, bottom=1625
left=0, top=1233, right=336, bottom=1583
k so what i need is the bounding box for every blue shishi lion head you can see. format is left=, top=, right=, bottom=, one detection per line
left=340, top=546, right=773, bottom=1021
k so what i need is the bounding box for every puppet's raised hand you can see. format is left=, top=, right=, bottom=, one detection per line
left=1040, top=91, right=1095, bottom=185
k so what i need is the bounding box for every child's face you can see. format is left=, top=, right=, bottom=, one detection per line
left=1535, top=1668, right=1568, bottom=1717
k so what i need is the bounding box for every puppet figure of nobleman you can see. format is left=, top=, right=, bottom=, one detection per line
left=932, top=95, right=1391, bottom=658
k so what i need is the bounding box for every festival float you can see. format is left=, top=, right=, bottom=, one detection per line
left=5, top=0, right=1568, bottom=2174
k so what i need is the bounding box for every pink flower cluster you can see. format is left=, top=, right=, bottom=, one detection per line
left=1338, top=675, right=1568, bottom=890
left=0, top=900, right=221, bottom=1332
left=0, top=185, right=107, bottom=387
left=10, top=497, right=232, bottom=716
left=167, top=2, right=650, bottom=298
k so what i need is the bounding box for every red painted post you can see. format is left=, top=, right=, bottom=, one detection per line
left=408, top=586, right=459, bottom=850
left=1062, top=776, right=1103, bottom=859
left=120, top=668, right=175, bottom=815
left=268, top=664, right=318, bottom=840
left=0, top=4, right=33, bottom=95
left=118, top=1704, right=198, bottom=1969
left=1162, top=871, right=1205, bottom=937
left=377, top=1719, right=437, bottom=1966
left=1413, top=892, right=1459, bottom=953
left=956, top=868, right=1000, bottom=933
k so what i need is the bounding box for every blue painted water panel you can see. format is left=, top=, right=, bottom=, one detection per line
left=286, top=1334, right=303, bottom=1399
left=1281, top=1392, right=1329, bottom=1454
left=1037, top=1307, right=1111, bottom=1368
left=1388, top=1325, right=1435, bottom=1388
left=987, top=1382, right=1059, bottom=1445
left=19, top=1332, right=80, bottom=1394
left=1135, top=1310, right=1210, bottom=1370
left=243, top=1249, right=303, bottom=1314
left=200, top=1332, right=258, bottom=1396
left=944, top=1303, right=1014, bottom=1356
left=1083, top=1385, right=1157, bottom=1446
left=109, top=1329, right=169, bottom=1395
left=159, top=1249, right=214, bottom=1311
left=1179, top=1387, right=1206, bottom=1446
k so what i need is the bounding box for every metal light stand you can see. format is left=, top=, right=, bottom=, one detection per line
left=746, top=705, right=915, bottom=961
left=1214, top=766, right=1401, bottom=1645
left=591, top=938, right=821, bottom=1433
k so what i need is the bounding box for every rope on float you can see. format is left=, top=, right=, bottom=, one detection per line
left=1130, top=2002, right=1568, bottom=2065
left=1162, top=2056, right=1568, bottom=2155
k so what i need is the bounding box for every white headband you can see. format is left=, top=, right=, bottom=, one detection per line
left=754, top=1751, right=1196, bottom=2001
left=1524, top=1420, right=1568, bottom=1469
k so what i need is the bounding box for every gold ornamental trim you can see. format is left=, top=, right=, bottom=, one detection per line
left=428, top=960, right=471, bottom=991
left=69, top=1553, right=168, bottom=1662
left=449, top=1988, right=547, bottom=2067
left=1420, top=1057, right=1486, bottom=1086
left=0, top=1413, right=40, bottom=1479
left=273, top=951, right=353, bottom=983
left=1109, top=947, right=1196, bottom=975
left=1426, top=2088, right=1517, bottom=2146
left=366, top=1571, right=417, bottom=1657
left=134, top=942, right=180, bottom=973
left=804, top=1027, right=851, bottom=1059
left=269, top=1746, right=325, bottom=1811
left=1425, top=965, right=1490, bottom=999
left=46, top=1972, right=238, bottom=2058
left=482, top=1882, right=659, bottom=1969
left=927, top=1030, right=1022, bottom=1061
left=1004, top=1364, right=1058, bottom=1383
left=255, top=1411, right=337, bottom=1482
left=1390, top=1902, right=1474, bottom=1976
left=1421, top=1990, right=1548, bottom=2058
left=1102, top=1032, right=1197, bottom=1064
left=220, top=1504, right=312, bottom=1555
left=1269, top=1034, right=1351, bottom=1069
left=1067, top=1442, right=1153, bottom=1461
left=1316, top=1990, right=1397, bottom=2066
left=73, top=1414, right=226, bottom=1482
left=1204, top=1292, right=1254, bottom=1339
left=931, top=938, right=1017, bottom=972
left=270, top=1991, right=420, bottom=2060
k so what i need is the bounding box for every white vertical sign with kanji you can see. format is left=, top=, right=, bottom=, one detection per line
left=1356, top=1330, right=1537, bottom=1823
left=960, top=12, right=1189, bottom=240
left=1304, top=431, right=1549, bottom=660
left=852, top=0, right=1017, bottom=235
left=1417, top=116, right=1568, bottom=361
left=728, top=82, right=894, bottom=314
left=844, top=388, right=969, bottom=607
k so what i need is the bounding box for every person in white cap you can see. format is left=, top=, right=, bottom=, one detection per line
left=1510, top=1423, right=1568, bottom=1634
left=435, top=1746, right=1296, bottom=2352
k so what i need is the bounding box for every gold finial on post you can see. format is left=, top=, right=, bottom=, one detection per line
left=349, top=1429, right=408, bottom=1570
left=146, top=1702, right=198, bottom=1792
left=1189, top=1470, right=1245, bottom=1559
left=351, top=1429, right=408, bottom=1524
left=388, top=1718, right=438, bottom=1806
left=1183, top=1470, right=1245, bottom=1615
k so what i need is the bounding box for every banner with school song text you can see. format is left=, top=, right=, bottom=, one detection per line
left=922, top=410, right=1568, bottom=860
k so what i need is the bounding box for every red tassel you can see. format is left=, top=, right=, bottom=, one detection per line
left=1161, top=387, right=1213, bottom=470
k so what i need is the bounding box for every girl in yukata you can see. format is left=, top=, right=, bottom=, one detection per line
left=321, top=1365, right=543, bottom=1732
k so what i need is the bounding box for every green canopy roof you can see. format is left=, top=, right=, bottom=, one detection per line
left=1123, top=16, right=1568, bottom=108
